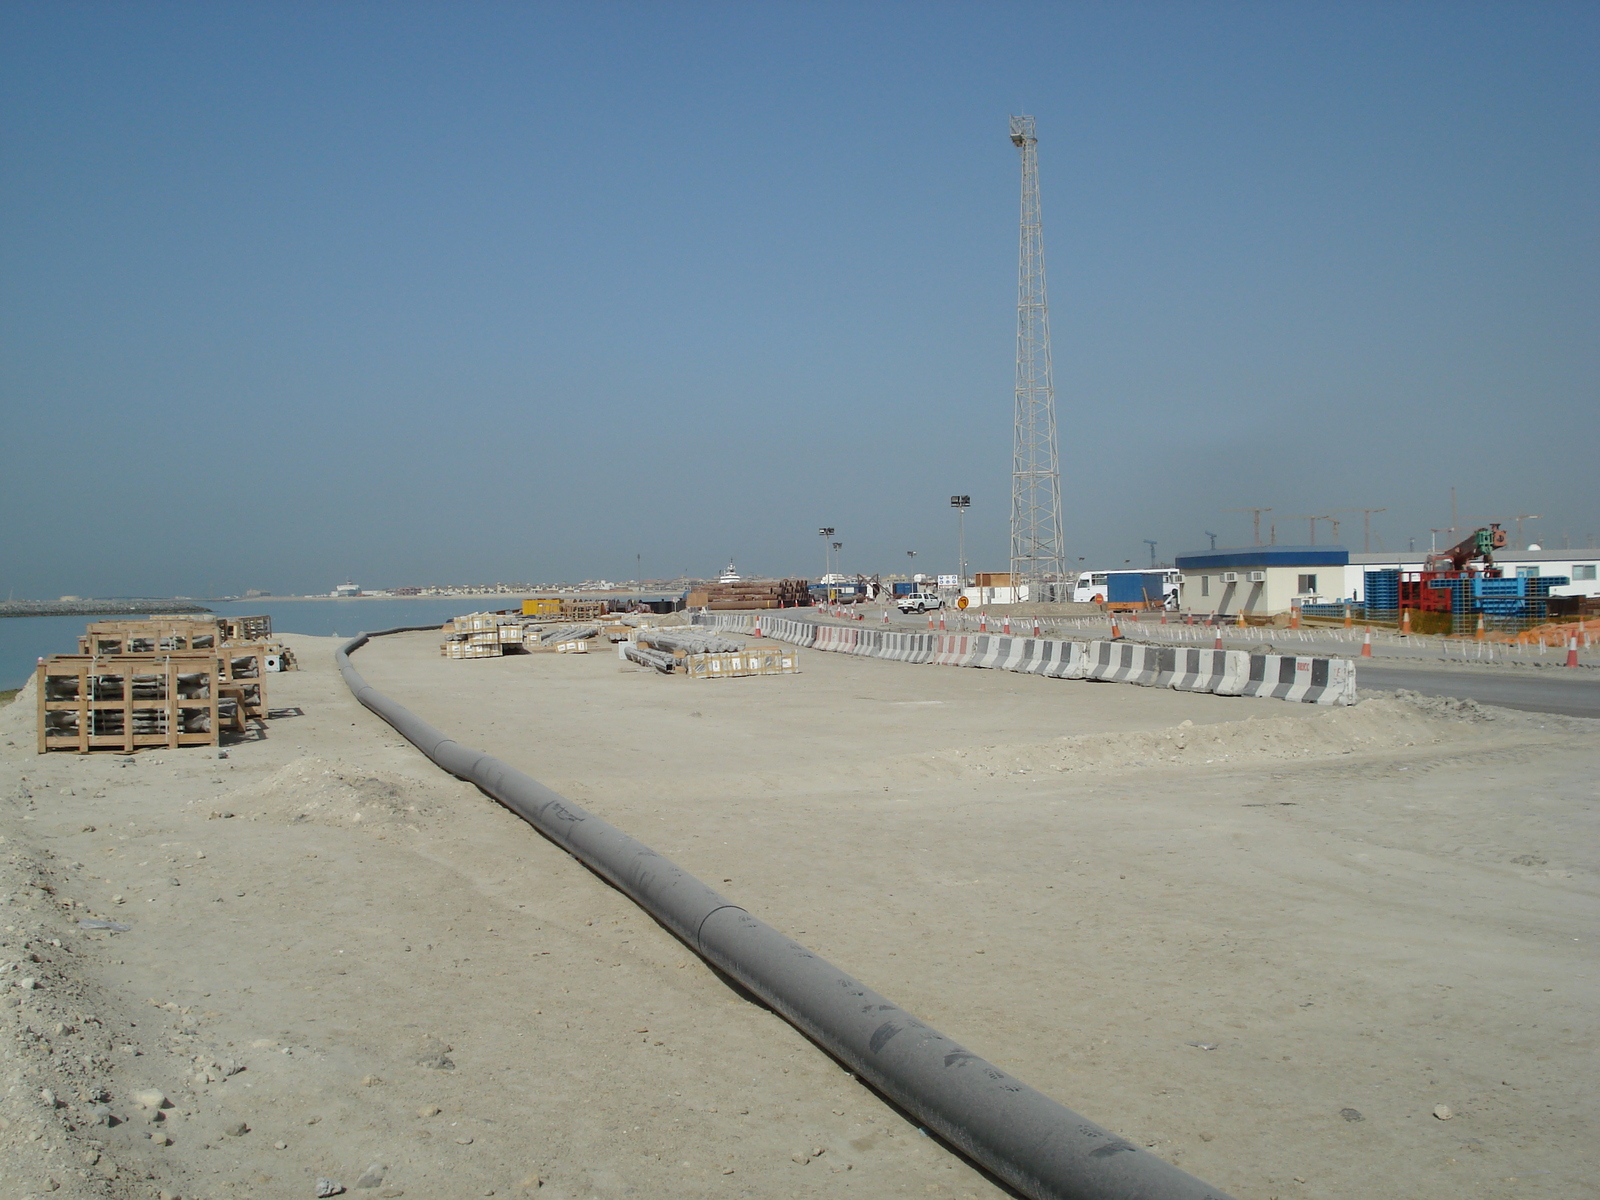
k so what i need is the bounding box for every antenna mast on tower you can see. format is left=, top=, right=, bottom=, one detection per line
left=1009, top=115, right=1066, bottom=597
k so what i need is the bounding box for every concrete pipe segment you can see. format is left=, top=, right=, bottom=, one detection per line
left=339, top=627, right=1236, bottom=1200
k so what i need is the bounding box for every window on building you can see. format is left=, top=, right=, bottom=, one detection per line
left=1297, top=574, right=1317, bottom=594
left=1574, top=564, right=1597, bottom=581
left=1201, top=576, right=1210, bottom=597
left=1518, top=566, right=1541, bottom=579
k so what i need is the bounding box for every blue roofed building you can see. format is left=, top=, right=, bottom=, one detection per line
left=1173, top=546, right=1350, bottom=617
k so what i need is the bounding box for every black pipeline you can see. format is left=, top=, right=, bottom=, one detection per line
left=338, top=628, right=1235, bottom=1200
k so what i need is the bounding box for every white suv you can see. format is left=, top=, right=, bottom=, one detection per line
left=896, top=590, right=945, bottom=613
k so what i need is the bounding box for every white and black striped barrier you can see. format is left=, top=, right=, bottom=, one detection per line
left=688, top=614, right=1354, bottom=705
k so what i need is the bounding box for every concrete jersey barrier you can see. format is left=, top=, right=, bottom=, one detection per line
left=688, top=613, right=1352, bottom=705
left=1152, top=647, right=1247, bottom=695
left=1230, top=654, right=1358, bottom=705
left=1084, top=640, right=1163, bottom=687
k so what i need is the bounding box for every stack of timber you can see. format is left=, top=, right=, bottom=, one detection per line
left=685, top=578, right=812, bottom=610
left=36, top=652, right=258, bottom=754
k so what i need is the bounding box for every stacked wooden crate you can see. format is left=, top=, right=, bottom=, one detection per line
left=440, top=612, right=524, bottom=658
left=78, top=615, right=294, bottom=671
left=79, top=617, right=223, bottom=655
left=686, top=578, right=812, bottom=610
left=38, top=653, right=227, bottom=754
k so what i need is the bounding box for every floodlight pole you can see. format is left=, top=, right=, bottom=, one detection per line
left=950, top=495, right=971, bottom=584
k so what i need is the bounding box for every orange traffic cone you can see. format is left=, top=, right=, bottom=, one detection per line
left=1567, top=632, right=1580, bottom=668
left=883, top=607, right=890, bottom=624
left=1344, top=606, right=1353, bottom=629
left=927, top=612, right=934, bottom=632
left=938, top=611, right=946, bottom=632
left=753, top=615, right=763, bottom=638
left=1003, top=616, right=1011, bottom=635
left=1213, top=622, right=1223, bottom=650
left=1361, top=627, right=1372, bottom=658
left=1401, top=609, right=1411, bottom=637
left=1032, top=618, right=1041, bottom=637
left=1475, top=613, right=1486, bottom=641
left=1110, top=616, right=1121, bottom=639
left=1290, top=606, right=1301, bottom=629
left=979, top=611, right=987, bottom=633
left=1236, top=609, right=1246, bottom=628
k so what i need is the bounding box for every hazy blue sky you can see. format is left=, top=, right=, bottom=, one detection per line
left=2, top=1, right=1595, bottom=596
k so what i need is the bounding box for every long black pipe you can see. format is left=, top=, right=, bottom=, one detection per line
left=338, top=628, right=1235, bottom=1200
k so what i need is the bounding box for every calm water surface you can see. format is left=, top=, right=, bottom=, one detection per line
left=0, top=598, right=499, bottom=690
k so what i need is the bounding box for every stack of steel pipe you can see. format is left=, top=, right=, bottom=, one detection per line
left=537, top=624, right=599, bottom=644
left=622, top=642, right=677, bottom=673
left=637, top=628, right=743, bottom=655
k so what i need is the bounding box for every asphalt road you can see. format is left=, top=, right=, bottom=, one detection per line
left=1356, top=661, right=1600, bottom=719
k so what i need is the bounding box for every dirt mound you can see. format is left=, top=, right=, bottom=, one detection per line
left=194, top=757, right=445, bottom=829
left=896, top=696, right=1535, bottom=781
left=0, top=674, right=38, bottom=745
left=1385, top=688, right=1499, bottom=722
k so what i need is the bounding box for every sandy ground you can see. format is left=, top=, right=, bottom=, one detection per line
left=1, top=631, right=1595, bottom=1200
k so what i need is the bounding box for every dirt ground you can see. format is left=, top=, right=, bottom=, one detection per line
left=1, top=631, right=1595, bottom=1200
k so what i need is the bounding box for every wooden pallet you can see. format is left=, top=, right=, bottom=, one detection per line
left=37, top=653, right=224, bottom=754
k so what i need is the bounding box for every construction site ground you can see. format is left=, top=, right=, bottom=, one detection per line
left=1, top=632, right=1595, bottom=1200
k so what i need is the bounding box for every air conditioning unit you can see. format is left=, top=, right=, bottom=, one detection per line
left=1247, top=571, right=1266, bottom=583
left=1221, top=572, right=1239, bottom=583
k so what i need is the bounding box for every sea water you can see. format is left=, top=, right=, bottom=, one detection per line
left=0, top=598, right=499, bottom=690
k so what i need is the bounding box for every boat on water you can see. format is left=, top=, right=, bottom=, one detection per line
left=718, top=563, right=742, bottom=584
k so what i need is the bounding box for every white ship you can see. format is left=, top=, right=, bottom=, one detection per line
left=718, top=562, right=742, bottom=584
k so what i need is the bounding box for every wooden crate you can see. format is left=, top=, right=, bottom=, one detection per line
left=79, top=617, right=224, bottom=656
left=442, top=640, right=503, bottom=659
left=221, top=614, right=272, bottom=641
left=216, top=646, right=270, bottom=718
left=37, top=653, right=224, bottom=754
left=682, top=646, right=800, bottom=679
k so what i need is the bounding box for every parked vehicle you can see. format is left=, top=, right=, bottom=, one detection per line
left=896, top=590, right=945, bottom=613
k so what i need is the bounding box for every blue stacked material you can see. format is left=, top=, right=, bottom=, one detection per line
left=1364, top=569, right=1400, bottom=617
left=1299, top=603, right=1360, bottom=620
left=893, top=582, right=915, bottom=595
left=1474, top=575, right=1528, bottom=619
left=1525, top=576, right=1570, bottom=623
left=1426, top=577, right=1474, bottom=633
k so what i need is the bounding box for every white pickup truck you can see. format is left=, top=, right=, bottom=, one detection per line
left=895, top=590, right=945, bottom=613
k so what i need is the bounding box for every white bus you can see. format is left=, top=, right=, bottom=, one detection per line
left=1070, top=569, right=1182, bottom=609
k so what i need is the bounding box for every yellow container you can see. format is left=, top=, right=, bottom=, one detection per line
left=522, top=598, right=561, bottom=616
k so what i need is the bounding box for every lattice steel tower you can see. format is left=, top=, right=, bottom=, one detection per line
left=1008, top=114, right=1066, bottom=594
